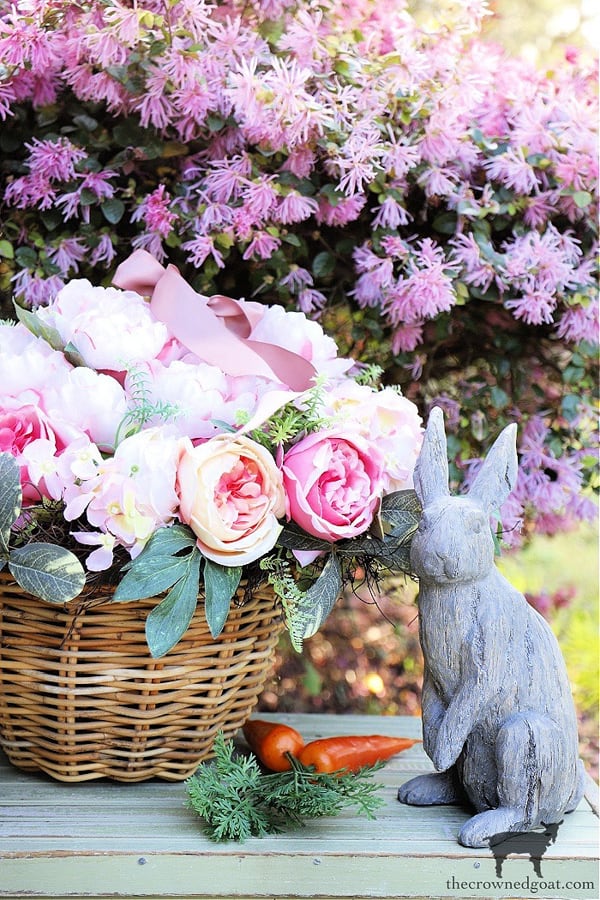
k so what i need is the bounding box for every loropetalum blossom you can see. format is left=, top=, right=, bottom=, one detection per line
left=177, top=434, right=286, bottom=566
left=282, top=431, right=385, bottom=542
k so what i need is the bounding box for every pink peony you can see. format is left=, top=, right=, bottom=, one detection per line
left=177, top=434, right=285, bottom=566
left=322, top=382, right=423, bottom=492
left=0, top=322, right=73, bottom=397
left=282, top=430, right=384, bottom=541
left=43, top=366, right=128, bottom=451
left=250, top=305, right=354, bottom=382
left=35, top=280, right=169, bottom=371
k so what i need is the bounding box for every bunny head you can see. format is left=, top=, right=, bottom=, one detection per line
left=410, top=407, right=518, bottom=585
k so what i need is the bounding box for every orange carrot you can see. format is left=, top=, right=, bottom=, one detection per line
left=242, top=719, right=305, bottom=772
left=297, top=734, right=420, bottom=773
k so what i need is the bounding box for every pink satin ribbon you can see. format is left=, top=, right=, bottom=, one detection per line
left=113, top=249, right=316, bottom=392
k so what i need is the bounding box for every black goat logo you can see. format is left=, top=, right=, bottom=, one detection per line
left=489, top=822, right=561, bottom=877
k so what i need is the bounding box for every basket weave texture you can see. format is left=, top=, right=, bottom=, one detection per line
left=0, top=572, right=282, bottom=782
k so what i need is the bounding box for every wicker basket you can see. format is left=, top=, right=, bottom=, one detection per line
left=0, top=572, right=283, bottom=782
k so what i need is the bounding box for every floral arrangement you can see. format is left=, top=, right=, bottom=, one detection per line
left=0, top=249, right=423, bottom=656
left=0, top=0, right=597, bottom=547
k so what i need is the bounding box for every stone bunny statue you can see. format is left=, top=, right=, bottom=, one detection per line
left=398, top=407, right=584, bottom=848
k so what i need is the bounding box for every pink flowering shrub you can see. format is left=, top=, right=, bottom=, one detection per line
left=0, top=257, right=423, bottom=654
left=0, top=0, right=597, bottom=543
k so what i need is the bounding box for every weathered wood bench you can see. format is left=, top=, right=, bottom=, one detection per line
left=1, top=713, right=598, bottom=900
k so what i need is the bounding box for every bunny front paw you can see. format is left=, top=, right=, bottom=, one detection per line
left=432, top=738, right=461, bottom=772
left=398, top=771, right=463, bottom=806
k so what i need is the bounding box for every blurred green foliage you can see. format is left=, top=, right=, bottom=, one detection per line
left=498, top=520, right=599, bottom=718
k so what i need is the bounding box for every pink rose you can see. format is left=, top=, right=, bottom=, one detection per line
left=0, top=402, right=60, bottom=502
left=282, top=431, right=384, bottom=541
left=177, top=435, right=285, bottom=566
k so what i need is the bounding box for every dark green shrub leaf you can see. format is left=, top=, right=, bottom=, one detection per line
left=380, top=489, right=421, bottom=518
left=8, top=544, right=85, bottom=603
left=312, top=251, right=336, bottom=279
left=145, top=553, right=201, bottom=658
left=203, top=560, right=242, bottom=638
left=101, top=198, right=125, bottom=224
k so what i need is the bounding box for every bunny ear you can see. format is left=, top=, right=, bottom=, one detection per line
left=413, top=406, right=450, bottom=505
left=468, top=423, right=518, bottom=513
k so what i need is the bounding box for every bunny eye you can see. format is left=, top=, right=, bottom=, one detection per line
left=466, top=513, right=484, bottom=534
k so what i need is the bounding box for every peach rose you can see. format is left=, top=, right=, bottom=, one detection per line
left=177, top=435, right=285, bottom=566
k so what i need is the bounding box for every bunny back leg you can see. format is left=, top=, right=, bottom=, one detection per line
left=398, top=769, right=465, bottom=806
left=458, top=711, right=582, bottom=848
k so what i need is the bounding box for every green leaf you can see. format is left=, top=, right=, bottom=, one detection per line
left=0, top=453, right=22, bottom=556
left=572, top=190, right=592, bottom=209
left=13, top=302, right=64, bottom=350
left=490, top=386, right=509, bottom=409
left=203, top=560, right=242, bottom=638
left=312, top=251, right=336, bottom=279
left=432, top=212, right=458, bottom=234
left=145, top=553, right=202, bottom=658
left=134, top=523, right=197, bottom=559
left=15, top=246, right=37, bottom=268
left=0, top=239, right=14, bottom=259
left=113, top=552, right=193, bottom=601
left=8, top=544, right=86, bottom=603
left=296, top=554, right=342, bottom=642
left=380, top=489, right=421, bottom=519
left=101, top=198, right=125, bottom=224
left=276, top=522, right=332, bottom=553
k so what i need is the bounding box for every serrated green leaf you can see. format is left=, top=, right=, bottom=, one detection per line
left=296, top=554, right=342, bottom=642
left=276, top=522, right=332, bottom=553
left=380, top=489, right=422, bottom=518
left=0, top=452, right=22, bottom=556
left=8, top=544, right=85, bottom=603
left=145, top=553, right=201, bottom=658
left=203, top=560, right=242, bottom=638
left=113, top=553, right=193, bottom=601
left=381, top=509, right=420, bottom=534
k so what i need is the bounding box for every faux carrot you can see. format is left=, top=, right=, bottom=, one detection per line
left=242, top=719, right=305, bottom=772
left=297, top=734, right=420, bottom=774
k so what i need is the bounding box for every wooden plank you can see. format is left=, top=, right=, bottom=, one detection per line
left=0, top=713, right=598, bottom=900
